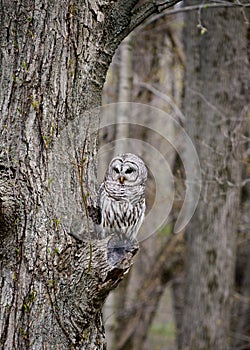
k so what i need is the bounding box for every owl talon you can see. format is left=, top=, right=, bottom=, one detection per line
left=107, top=235, right=139, bottom=266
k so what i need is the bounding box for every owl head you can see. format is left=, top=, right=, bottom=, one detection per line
left=105, top=153, right=147, bottom=187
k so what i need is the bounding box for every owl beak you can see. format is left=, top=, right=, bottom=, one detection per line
left=119, top=176, right=125, bottom=184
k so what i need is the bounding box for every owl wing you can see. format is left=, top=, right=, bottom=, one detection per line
left=88, top=205, right=101, bottom=225
left=87, top=183, right=103, bottom=225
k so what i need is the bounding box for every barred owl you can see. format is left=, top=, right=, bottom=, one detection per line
left=99, top=153, right=147, bottom=242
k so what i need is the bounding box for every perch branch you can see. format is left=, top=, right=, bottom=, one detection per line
left=129, top=0, right=181, bottom=33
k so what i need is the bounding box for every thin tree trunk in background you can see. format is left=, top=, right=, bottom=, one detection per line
left=180, top=2, right=249, bottom=350
left=115, top=34, right=133, bottom=154
left=232, top=166, right=250, bottom=349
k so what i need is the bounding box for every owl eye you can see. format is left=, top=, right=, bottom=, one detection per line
left=125, top=168, right=133, bottom=174
left=113, top=167, right=120, bottom=174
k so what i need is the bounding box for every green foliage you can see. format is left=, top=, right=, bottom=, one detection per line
left=22, top=60, right=28, bottom=73
left=53, top=217, right=61, bottom=231
left=47, top=177, right=54, bottom=188
left=19, top=327, right=27, bottom=339
left=149, top=321, right=176, bottom=350
left=159, top=223, right=173, bottom=237
left=150, top=321, right=176, bottom=338
left=22, top=290, right=38, bottom=314
left=15, top=247, right=20, bottom=256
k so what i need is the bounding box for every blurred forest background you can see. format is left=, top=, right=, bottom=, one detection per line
left=99, top=2, right=249, bottom=350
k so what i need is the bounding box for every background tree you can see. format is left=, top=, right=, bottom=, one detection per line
left=180, top=1, right=249, bottom=349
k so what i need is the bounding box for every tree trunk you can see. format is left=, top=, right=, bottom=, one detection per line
left=232, top=163, right=250, bottom=349
left=0, top=1, right=117, bottom=348
left=180, top=2, right=249, bottom=350
left=0, top=2, right=140, bottom=349
left=0, top=0, right=182, bottom=348
left=115, top=34, right=133, bottom=154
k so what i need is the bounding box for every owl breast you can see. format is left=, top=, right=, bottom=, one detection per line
left=99, top=183, right=146, bottom=240
left=99, top=153, right=147, bottom=241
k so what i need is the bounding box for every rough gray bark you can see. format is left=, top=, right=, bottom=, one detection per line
left=180, top=2, right=249, bottom=350
left=0, top=1, right=182, bottom=349
left=0, top=1, right=120, bottom=348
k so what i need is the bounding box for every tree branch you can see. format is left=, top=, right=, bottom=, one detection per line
left=104, top=0, right=181, bottom=52
left=133, top=0, right=250, bottom=31
left=104, top=0, right=250, bottom=54
left=136, top=81, right=185, bottom=122
left=42, top=237, right=139, bottom=348
left=129, top=0, right=181, bottom=33
left=105, top=0, right=140, bottom=39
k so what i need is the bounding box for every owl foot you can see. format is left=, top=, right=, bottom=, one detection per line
left=107, top=235, right=139, bottom=266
